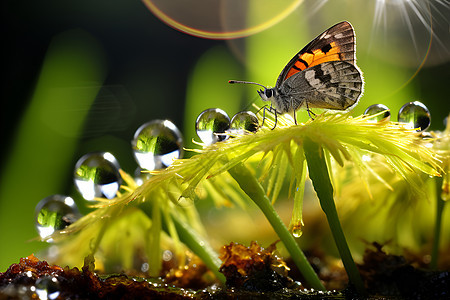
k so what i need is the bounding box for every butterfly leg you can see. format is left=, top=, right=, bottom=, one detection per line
left=259, top=105, right=268, bottom=128
left=305, top=101, right=316, bottom=120
left=259, top=105, right=278, bottom=129
left=267, top=104, right=278, bottom=129
left=272, top=110, right=278, bottom=129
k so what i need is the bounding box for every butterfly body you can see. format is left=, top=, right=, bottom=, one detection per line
left=259, top=60, right=363, bottom=114
left=230, top=21, right=364, bottom=121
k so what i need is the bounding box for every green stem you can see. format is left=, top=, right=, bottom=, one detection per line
left=430, top=177, right=446, bottom=270
left=169, top=212, right=226, bottom=283
left=90, top=213, right=111, bottom=255
left=303, top=138, right=365, bottom=294
left=228, top=162, right=325, bottom=291
left=148, top=197, right=162, bottom=277
left=139, top=202, right=225, bottom=283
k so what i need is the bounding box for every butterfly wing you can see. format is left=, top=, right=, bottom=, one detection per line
left=279, top=61, right=363, bottom=111
left=276, top=21, right=356, bottom=88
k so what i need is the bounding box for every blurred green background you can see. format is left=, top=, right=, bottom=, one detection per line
left=1, top=0, right=449, bottom=271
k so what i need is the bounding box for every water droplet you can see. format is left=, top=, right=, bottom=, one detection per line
left=362, top=154, right=372, bottom=162
left=421, top=132, right=433, bottom=139
left=34, top=195, right=81, bottom=240
left=74, top=152, right=122, bottom=201
left=141, top=262, right=149, bottom=273
left=364, top=104, right=390, bottom=122
left=291, top=226, right=303, bottom=238
left=35, top=276, right=60, bottom=300
left=1, top=284, right=35, bottom=298
left=162, top=250, right=173, bottom=261
left=195, top=108, right=230, bottom=145
left=229, top=111, right=259, bottom=134
left=398, top=101, right=431, bottom=131
left=132, top=120, right=183, bottom=170
left=134, top=167, right=152, bottom=186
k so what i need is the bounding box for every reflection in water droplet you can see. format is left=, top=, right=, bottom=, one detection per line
left=364, top=104, right=390, bottom=122
left=132, top=120, right=183, bottom=171
left=35, top=276, right=60, bottom=300
left=74, top=152, right=122, bottom=201
left=229, top=111, right=259, bottom=134
left=196, top=108, right=230, bottom=145
left=398, top=101, right=431, bottom=131
left=34, top=195, right=81, bottom=240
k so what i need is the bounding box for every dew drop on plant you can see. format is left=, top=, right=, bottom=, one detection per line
left=398, top=101, right=431, bottom=131
left=162, top=249, right=173, bottom=261
left=74, top=152, right=122, bottom=201
left=35, top=276, right=60, bottom=300
left=292, top=228, right=303, bottom=238
left=196, top=108, right=230, bottom=145
left=132, top=120, right=184, bottom=171
left=229, top=111, right=259, bottom=135
left=364, top=104, right=390, bottom=122
left=141, top=262, right=149, bottom=273
left=420, top=132, right=434, bottom=148
left=134, top=167, right=152, bottom=186
left=34, top=195, right=81, bottom=240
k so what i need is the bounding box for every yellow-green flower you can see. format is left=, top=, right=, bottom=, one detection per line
left=46, top=109, right=441, bottom=291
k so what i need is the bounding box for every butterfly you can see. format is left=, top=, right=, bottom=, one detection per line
left=229, top=21, right=364, bottom=125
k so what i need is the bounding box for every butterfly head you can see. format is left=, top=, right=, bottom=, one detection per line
left=228, top=80, right=276, bottom=103
left=257, top=87, right=277, bottom=103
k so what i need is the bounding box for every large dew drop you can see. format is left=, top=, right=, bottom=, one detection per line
left=132, top=120, right=183, bottom=171
left=74, top=152, right=122, bottom=201
left=229, top=111, right=259, bottom=135
left=364, top=104, right=390, bottom=122
left=398, top=101, right=431, bottom=131
left=34, top=195, right=81, bottom=240
left=196, top=108, right=230, bottom=145
left=34, top=276, right=61, bottom=300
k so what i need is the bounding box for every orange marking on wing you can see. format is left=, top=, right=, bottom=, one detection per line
left=309, top=42, right=341, bottom=67
left=283, top=42, right=341, bottom=80
left=285, top=69, right=297, bottom=79
left=285, top=60, right=308, bottom=79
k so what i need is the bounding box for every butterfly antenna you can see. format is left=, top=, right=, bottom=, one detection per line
left=228, top=80, right=267, bottom=90
left=229, top=80, right=275, bottom=128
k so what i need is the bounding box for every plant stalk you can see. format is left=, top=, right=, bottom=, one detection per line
left=139, top=202, right=226, bottom=283
left=431, top=177, right=446, bottom=270
left=228, top=162, right=325, bottom=291
left=303, top=138, right=365, bottom=294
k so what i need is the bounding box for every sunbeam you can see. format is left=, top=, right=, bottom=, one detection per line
left=371, top=0, right=449, bottom=66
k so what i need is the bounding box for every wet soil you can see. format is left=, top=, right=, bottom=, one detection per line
left=1, top=242, right=448, bottom=299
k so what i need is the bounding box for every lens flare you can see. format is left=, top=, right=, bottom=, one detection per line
left=142, top=0, right=303, bottom=39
